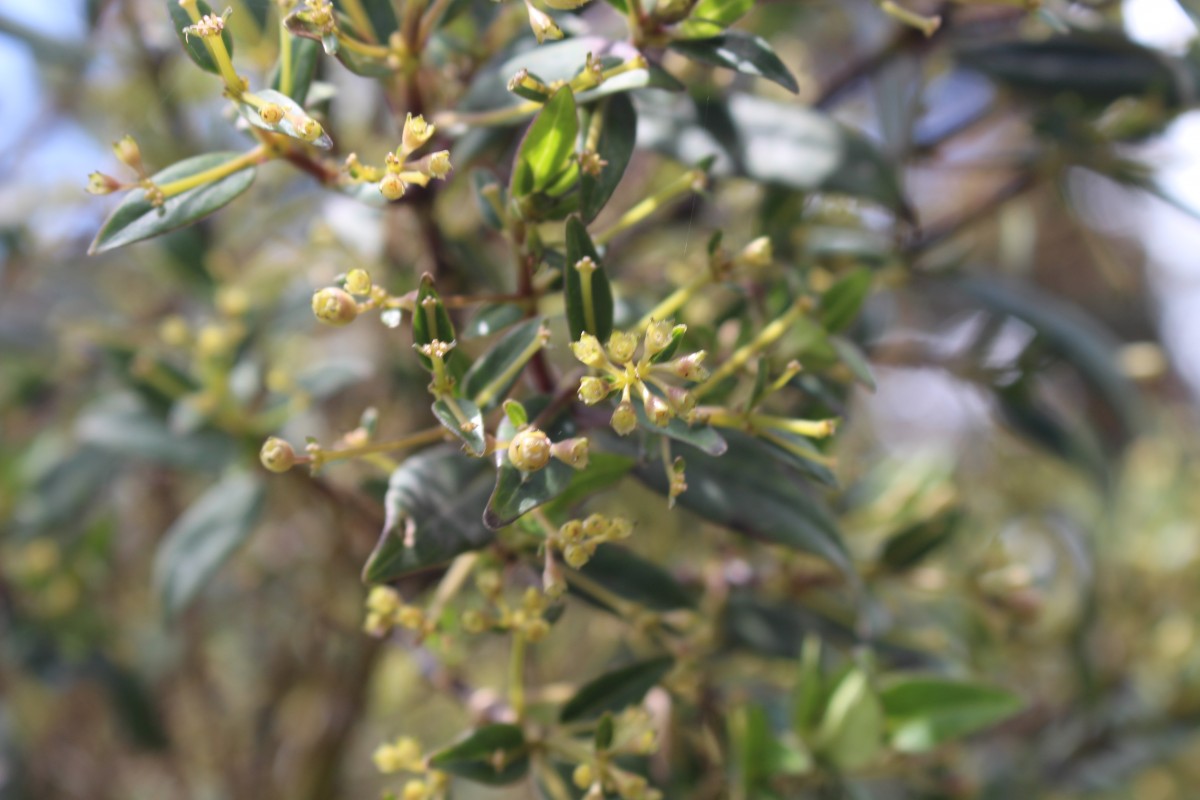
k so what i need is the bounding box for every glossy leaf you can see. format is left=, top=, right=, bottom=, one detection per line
left=670, top=32, right=800, bottom=94
left=334, top=0, right=398, bottom=41
left=543, top=452, right=636, bottom=514
left=813, top=668, right=884, bottom=770
left=820, top=268, right=872, bottom=333
left=633, top=430, right=850, bottom=570
left=75, top=393, right=235, bottom=471
left=364, top=447, right=495, bottom=582
left=89, top=152, right=257, bottom=254
left=560, top=656, right=674, bottom=722
left=153, top=471, right=265, bottom=618
left=880, top=677, right=1023, bottom=753
left=411, top=274, right=457, bottom=370
left=633, top=398, right=727, bottom=456
left=238, top=88, right=332, bottom=148
left=829, top=336, right=875, bottom=391
left=462, top=317, right=547, bottom=410
left=484, top=396, right=580, bottom=528
left=576, top=544, right=695, bottom=611
left=429, top=724, right=529, bottom=785
left=580, top=94, right=637, bottom=222
left=563, top=216, right=615, bottom=342
left=432, top=397, right=487, bottom=456
left=639, top=92, right=908, bottom=214
left=512, top=87, right=578, bottom=197
left=284, top=8, right=394, bottom=77
left=166, top=0, right=234, bottom=76
left=463, top=303, right=523, bottom=338
left=880, top=509, right=961, bottom=571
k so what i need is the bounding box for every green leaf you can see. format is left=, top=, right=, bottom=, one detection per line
left=758, top=429, right=838, bottom=488
left=411, top=273, right=457, bottom=371
left=429, top=724, right=529, bottom=785
left=563, top=216, right=615, bottom=342
left=580, top=94, right=637, bottom=223
left=813, top=668, right=884, bottom=771
left=595, top=713, right=615, bottom=750
left=959, top=277, right=1142, bottom=445
left=677, top=0, right=754, bottom=38
left=485, top=459, right=576, bottom=529
left=463, top=303, right=523, bottom=338
left=462, top=317, right=547, bottom=410
left=334, top=0, right=399, bottom=41
left=512, top=87, right=578, bottom=197
left=880, top=677, right=1023, bottom=753
left=633, top=398, right=727, bottom=456
left=153, top=471, right=265, bottom=618
left=670, top=32, right=799, bottom=93
left=284, top=8, right=394, bottom=76
left=75, top=393, right=236, bottom=471
left=238, top=88, right=332, bottom=148
left=13, top=445, right=116, bottom=538
left=958, top=36, right=1186, bottom=107
left=632, top=430, right=850, bottom=570
left=471, top=170, right=508, bottom=232
left=639, top=92, right=908, bottom=214
left=819, top=269, right=872, bottom=333
left=829, top=336, right=875, bottom=391
left=432, top=397, right=487, bottom=456
left=543, top=452, right=635, bottom=515
left=364, top=446, right=496, bottom=582
left=576, top=544, right=694, bottom=611
left=89, top=153, right=257, bottom=254
left=166, top=0, right=234, bottom=76
left=880, top=509, right=961, bottom=571
left=560, top=656, right=674, bottom=722
left=503, top=399, right=529, bottom=429
left=271, top=34, right=320, bottom=105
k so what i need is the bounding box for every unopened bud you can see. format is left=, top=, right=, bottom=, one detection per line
left=571, top=333, right=607, bottom=368
left=673, top=352, right=709, bottom=381
left=524, top=617, right=551, bottom=641
left=367, top=585, right=402, bottom=615
left=296, top=117, right=325, bottom=143
left=312, top=287, right=359, bottom=326
left=564, top=543, right=590, bottom=569
left=461, top=609, right=489, bottom=633
left=573, top=763, right=594, bottom=790
left=552, top=437, right=590, bottom=469
left=578, top=376, right=610, bottom=405
left=738, top=236, right=773, bottom=268
left=86, top=171, right=122, bottom=195
left=401, top=780, right=428, bottom=800
left=611, top=402, right=637, bottom=436
left=260, top=437, right=297, bottom=473
left=380, top=172, right=407, bottom=201
left=396, top=604, right=424, bottom=630
left=608, top=517, right=633, bottom=540
left=643, top=320, right=677, bottom=357
left=426, top=150, right=452, bottom=179
left=583, top=513, right=608, bottom=538
left=559, top=519, right=584, bottom=542
left=112, top=135, right=144, bottom=174
left=606, top=331, right=638, bottom=364
left=525, top=2, right=563, bottom=43
left=666, top=386, right=695, bottom=414
left=508, top=428, right=552, bottom=471
left=643, top=392, right=672, bottom=427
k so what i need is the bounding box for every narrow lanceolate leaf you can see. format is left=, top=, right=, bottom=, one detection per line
left=462, top=317, right=548, bottom=410
left=411, top=273, right=457, bottom=371
left=429, top=724, right=529, bottom=785
left=580, top=94, right=637, bottom=222
left=819, top=268, right=872, bottom=333
left=238, top=89, right=332, bottom=148
left=633, top=398, right=727, bottom=456
left=89, top=152, right=257, bottom=254
left=631, top=430, right=850, bottom=571
left=880, top=677, right=1023, bottom=753
left=166, top=0, right=234, bottom=76
left=669, top=32, right=800, bottom=94
left=432, top=397, right=486, bottom=456
left=880, top=509, right=962, bottom=571
left=364, top=446, right=495, bottom=583
left=576, top=545, right=695, bottom=611
left=153, top=471, right=265, bottom=618
left=813, top=668, right=885, bottom=770
left=563, top=216, right=614, bottom=342
left=560, top=656, right=675, bottom=722
left=511, top=87, right=578, bottom=197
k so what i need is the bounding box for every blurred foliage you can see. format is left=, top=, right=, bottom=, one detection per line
left=3, top=0, right=1200, bottom=798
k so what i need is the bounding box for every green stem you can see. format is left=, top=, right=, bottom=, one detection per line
left=157, top=146, right=268, bottom=198
left=509, top=630, right=528, bottom=720
left=594, top=170, right=703, bottom=246
left=693, top=299, right=808, bottom=398
left=278, top=25, right=294, bottom=97
left=636, top=275, right=711, bottom=330
left=317, top=426, right=448, bottom=465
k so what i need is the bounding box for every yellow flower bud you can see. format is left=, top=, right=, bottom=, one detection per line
left=380, top=172, right=407, bottom=201
left=86, top=171, right=122, bottom=195
left=573, top=763, right=594, bottom=789
left=666, top=386, right=696, bottom=415
left=611, top=402, right=637, bottom=436
left=559, top=519, right=584, bottom=542
left=259, top=103, right=285, bottom=125
left=159, top=314, right=190, bottom=347
left=524, top=617, right=551, bottom=642
left=402, top=113, right=435, bottom=153
left=260, top=438, right=297, bottom=474
left=427, top=150, right=452, bottom=179
left=564, top=543, right=590, bottom=569
left=738, top=236, right=773, bottom=268
left=372, top=743, right=404, bottom=774
left=672, top=352, right=709, bottom=382
left=643, top=320, right=676, bottom=357
left=296, top=116, right=325, bottom=143
left=571, top=333, right=608, bottom=368
left=583, top=513, right=608, bottom=538
left=312, top=287, right=359, bottom=326
left=643, top=392, right=672, bottom=427
left=606, top=331, right=639, bottom=364
left=396, top=604, right=424, bottom=630
left=551, top=437, right=589, bottom=469
left=402, top=780, right=428, bottom=800
left=525, top=1, right=563, bottom=43
left=345, top=268, right=372, bottom=295
left=112, top=135, right=144, bottom=174
left=366, top=585, right=402, bottom=615
left=508, top=428, right=552, bottom=471
left=216, top=285, right=250, bottom=317
left=461, top=609, right=488, bottom=633
left=578, top=376, right=611, bottom=405
left=607, top=517, right=633, bottom=540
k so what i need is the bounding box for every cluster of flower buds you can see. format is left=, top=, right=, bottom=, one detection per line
left=371, top=734, right=447, bottom=800
left=572, top=321, right=709, bottom=436
left=363, top=585, right=427, bottom=637
left=343, top=114, right=451, bottom=202
left=505, top=427, right=590, bottom=472
left=549, top=513, right=634, bottom=569
left=574, top=755, right=663, bottom=800
left=87, top=135, right=147, bottom=198
left=461, top=583, right=554, bottom=643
